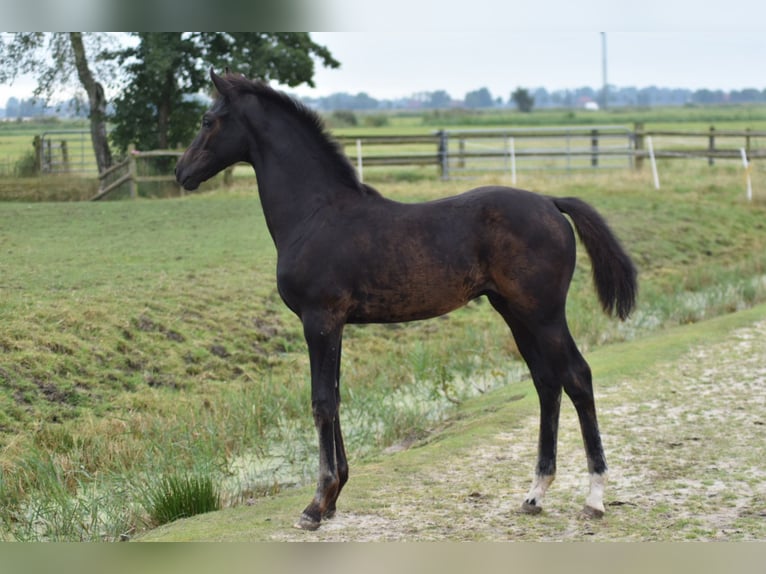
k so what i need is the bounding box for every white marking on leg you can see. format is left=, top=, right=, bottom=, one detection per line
left=584, top=472, right=607, bottom=516
left=524, top=473, right=555, bottom=510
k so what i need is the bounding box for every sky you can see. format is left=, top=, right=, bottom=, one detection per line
left=284, top=31, right=766, bottom=101
left=1, top=1, right=765, bottom=106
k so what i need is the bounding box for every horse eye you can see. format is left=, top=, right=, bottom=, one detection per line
left=202, top=117, right=212, bottom=129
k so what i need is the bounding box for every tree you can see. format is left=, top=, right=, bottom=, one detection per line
left=5, top=97, right=19, bottom=118
left=70, top=33, right=112, bottom=172
left=464, top=87, right=493, bottom=108
left=0, top=33, right=116, bottom=172
left=427, top=90, right=451, bottom=109
left=511, top=87, right=535, bottom=113
left=109, top=33, right=340, bottom=154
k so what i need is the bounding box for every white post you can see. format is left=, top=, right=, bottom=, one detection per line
left=647, top=136, right=660, bottom=190
left=507, top=136, right=517, bottom=185
left=356, top=139, right=363, bottom=183
left=740, top=148, right=752, bottom=202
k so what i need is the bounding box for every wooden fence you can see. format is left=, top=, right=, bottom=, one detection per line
left=91, top=125, right=765, bottom=198
left=338, top=124, right=766, bottom=181
left=93, top=146, right=183, bottom=201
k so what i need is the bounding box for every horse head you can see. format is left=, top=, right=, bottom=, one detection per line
left=175, top=69, right=251, bottom=191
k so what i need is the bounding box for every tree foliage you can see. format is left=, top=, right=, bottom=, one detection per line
left=0, top=33, right=117, bottom=171
left=511, top=87, right=535, bottom=113
left=0, top=33, right=121, bottom=102
left=109, top=33, right=340, bottom=153
left=464, top=87, right=493, bottom=109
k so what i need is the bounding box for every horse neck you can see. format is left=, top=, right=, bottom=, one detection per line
left=242, top=99, right=361, bottom=250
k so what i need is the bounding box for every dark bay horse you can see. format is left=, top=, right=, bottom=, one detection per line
left=175, top=70, right=637, bottom=531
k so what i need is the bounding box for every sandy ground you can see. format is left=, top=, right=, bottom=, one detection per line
left=269, top=319, right=766, bottom=541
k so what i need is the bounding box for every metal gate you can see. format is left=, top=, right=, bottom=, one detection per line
left=37, top=130, right=98, bottom=174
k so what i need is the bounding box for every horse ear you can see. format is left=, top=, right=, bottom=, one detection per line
left=210, top=68, right=232, bottom=97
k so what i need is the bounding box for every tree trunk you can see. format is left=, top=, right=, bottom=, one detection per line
left=157, top=69, right=175, bottom=150
left=69, top=32, right=113, bottom=173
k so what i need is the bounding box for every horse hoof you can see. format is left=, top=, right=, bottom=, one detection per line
left=323, top=508, right=336, bottom=520
left=294, top=514, right=321, bottom=531
left=520, top=500, right=543, bottom=515
left=581, top=505, right=605, bottom=519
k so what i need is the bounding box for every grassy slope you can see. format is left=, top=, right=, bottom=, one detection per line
left=138, top=302, right=766, bottom=541
left=2, top=170, right=764, bottom=440
left=1, top=165, right=765, bottom=540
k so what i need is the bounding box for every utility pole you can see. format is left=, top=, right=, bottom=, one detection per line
left=601, top=32, right=608, bottom=110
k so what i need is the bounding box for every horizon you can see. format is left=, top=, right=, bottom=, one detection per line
left=2, top=30, right=766, bottom=109
left=2, top=81, right=764, bottom=114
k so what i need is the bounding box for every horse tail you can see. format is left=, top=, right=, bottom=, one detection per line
left=552, top=197, right=638, bottom=320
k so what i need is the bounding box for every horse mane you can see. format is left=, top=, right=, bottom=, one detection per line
left=222, top=74, right=379, bottom=197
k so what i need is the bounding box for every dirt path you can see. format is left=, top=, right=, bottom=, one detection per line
left=270, top=318, right=766, bottom=541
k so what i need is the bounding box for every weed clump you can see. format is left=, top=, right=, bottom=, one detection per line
left=143, top=474, right=221, bottom=527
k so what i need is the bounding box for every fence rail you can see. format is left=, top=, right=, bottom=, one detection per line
left=93, top=146, right=183, bottom=200
left=83, top=124, right=766, bottom=198
left=35, top=130, right=99, bottom=174
left=337, top=124, right=765, bottom=180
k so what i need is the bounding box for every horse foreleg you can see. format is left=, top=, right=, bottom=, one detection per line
left=295, top=318, right=345, bottom=531
left=322, top=338, right=348, bottom=520
left=322, top=415, right=348, bottom=520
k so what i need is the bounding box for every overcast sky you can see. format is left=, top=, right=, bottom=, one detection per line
left=2, top=0, right=765, bottom=106
left=284, top=31, right=766, bottom=100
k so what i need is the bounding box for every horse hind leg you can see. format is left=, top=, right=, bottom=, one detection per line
left=517, top=330, right=563, bottom=515
left=536, top=324, right=607, bottom=518
left=490, top=296, right=607, bottom=517
left=560, top=342, right=608, bottom=518
left=488, top=296, right=562, bottom=515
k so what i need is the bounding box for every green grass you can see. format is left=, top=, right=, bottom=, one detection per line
left=1, top=160, right=766, bottom=540
left=143, top=474, right=221, bottom=527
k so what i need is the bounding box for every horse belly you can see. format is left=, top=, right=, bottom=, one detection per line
left=349, top=273, right=480, bottom=324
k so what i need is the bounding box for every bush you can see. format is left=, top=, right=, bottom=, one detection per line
left=328, top=110, right=358, bottom=128
left=14, top=151, right=38, bottom=177
left=363, top=114, right=389, bottom=127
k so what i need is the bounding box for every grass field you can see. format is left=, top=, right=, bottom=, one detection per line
left=2, top=102, right=766, bottom=540
left=1, top=157, right=766, bottom=540
left=2, top=105, right=766, bottom=178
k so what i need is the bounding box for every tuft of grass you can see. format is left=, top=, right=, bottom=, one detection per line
left=143, top=474, right=221, bottom=527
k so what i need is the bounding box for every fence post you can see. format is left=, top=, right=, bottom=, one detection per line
left=45, top=138, right=52, bottom=173
left=356, top=139, right=364, bottom=183
left=128, top=144, right=137, bottom=199
left=633, top=122, right=644, bottom=171
left=708, top=126, right=715, bottom=166
left=223, top=166, right=234, bottom=189
left=506, top=136, right=517, bottom=185
left=590, top=129, right=599, bottom=168
left=33, top=135, right=42, bottom=174
left=458, top=138, right=465, bottom=169
left=437, top=130, right=449, bottom=180
left=61, top=140, right=70, bottom=173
